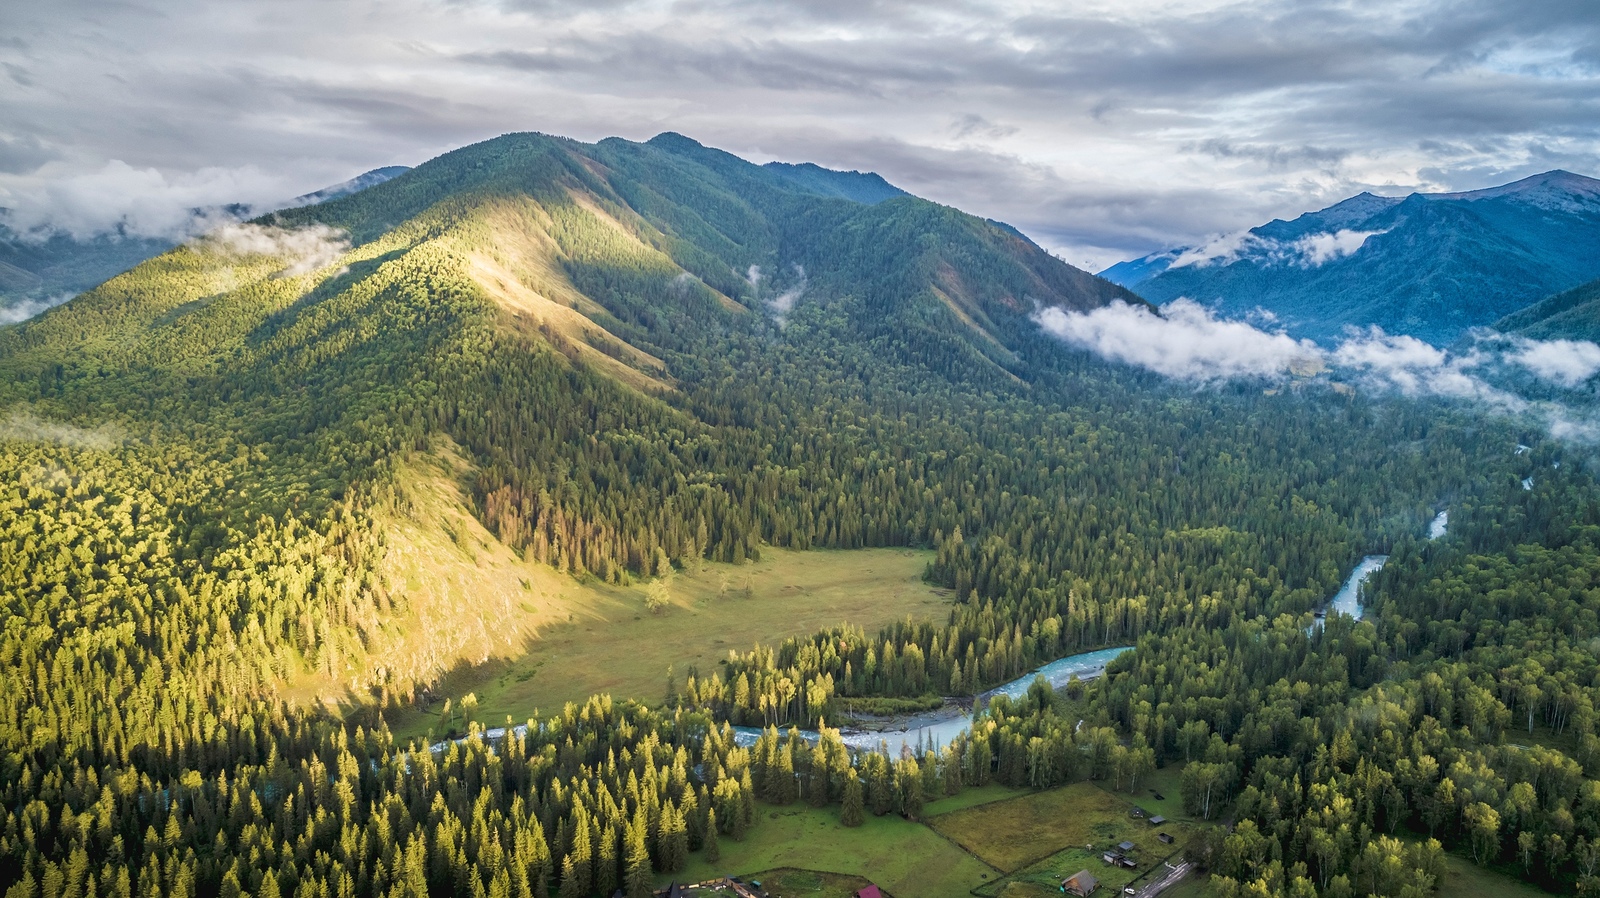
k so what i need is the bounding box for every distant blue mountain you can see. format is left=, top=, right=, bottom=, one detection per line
left=1102, top=170, right=1600, bottom=345
left=291, top=166, right=412, bottom=206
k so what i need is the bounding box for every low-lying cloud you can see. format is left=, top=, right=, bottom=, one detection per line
left=1, top=160, right=292, bottom=241
left=0, top=294, right=72, bottom=325
left=1035, top=299, right=1600, bottom=439
left=0, top=409, right=117, bottom=450
left=193, top=222, right=350, bottom=276
left=1507, top=337, right=1600, bottom=387
left=1167, top=228, right=1387, bottom=270
left=1034, top=299, right=1321, bottom=381
left=1294, top=229, right=1387, bottom=266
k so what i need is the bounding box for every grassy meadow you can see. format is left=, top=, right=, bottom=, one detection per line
left=385, top=524, right=950, bottom=739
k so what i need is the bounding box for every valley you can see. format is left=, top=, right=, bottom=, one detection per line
left=1, top=128, right=1597, bottom=898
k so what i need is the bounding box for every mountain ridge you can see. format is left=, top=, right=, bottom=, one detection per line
left=1103, top=169, right=1600, bottom=345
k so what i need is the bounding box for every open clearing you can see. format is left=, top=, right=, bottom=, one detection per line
left=659, top=804, right=999, bottom=896
left=1439, top=852, right=1552, bottom=898
left=387, top=540, right=948, bottom=739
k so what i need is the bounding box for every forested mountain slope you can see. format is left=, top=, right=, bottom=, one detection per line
left=0, top=130, right=1589, bottom=898
left=1496, top=276, right=1600, bottom=343
left=1103, top=170, right=1600, bottom=345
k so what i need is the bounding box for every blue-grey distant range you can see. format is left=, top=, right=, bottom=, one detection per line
left=1102, top=171, right=1600, bottom=347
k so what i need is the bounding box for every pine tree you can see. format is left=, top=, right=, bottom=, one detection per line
left=840, top=769, right=864, bottom=827
left=595, top=826, right=618, bottom=898
left=807, top=744, right=829, bottom=807
left=703, top=809, right=720, bottom=863
left=557, top=856, right=583, bottom=898
left=868, top=757, right=893, bottom=816
left=568, top=814, right=593, bottom=897
left=624, top=814, right=652, bottom=898
left=774, top=745, right=797, bottom=805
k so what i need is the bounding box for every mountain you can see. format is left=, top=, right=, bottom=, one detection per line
left=289, top=165, right=412, bottom=205
left=760, top=160, right=908, bottom=204
left=0, top=165, right=410, bottom=320
left=1495, top=275, right=1600, bottom=342
left=0, top=128, right=1142, bottom=702
left=1102, top=169, right=1600, bottom=345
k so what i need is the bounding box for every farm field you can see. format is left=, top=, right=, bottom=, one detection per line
left=387, top=543, right=949, bottom=739
left=928, top=781, right=1203, bottom=896
left=660, top=803, right=999, bottom=895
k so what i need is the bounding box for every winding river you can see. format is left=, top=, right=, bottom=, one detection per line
left=733, top=645, right=1133, bottom=754
left=440, top=510, right=1455, bottom=756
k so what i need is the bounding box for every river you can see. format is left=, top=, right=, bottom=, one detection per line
left=443, top=510, right=1454, bottom=756
left=733, top=645, right=1134, bottom=755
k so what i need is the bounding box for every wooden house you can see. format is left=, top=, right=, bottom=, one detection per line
left=1063, top=870, right=1099, bottom=896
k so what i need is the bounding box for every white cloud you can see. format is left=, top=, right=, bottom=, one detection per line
left=193, top=222, right=350, bottom=276
left=1033, top=298, right=1322, bottom=381
left=0, top=409, right=117, bottom=450
left=1290, top=228, right=1386, bottom=266
left=0, top=294, right=73, bottom=325
left=1035, top=302, right=1600, bottom=441
left=1165, top=227, right=1388, bottom=272
left=1, top=160, right=292, bottom=240
left=1166, top=231, right=1261, bottom=270
left=1507, top=336, right=1600, bottom=387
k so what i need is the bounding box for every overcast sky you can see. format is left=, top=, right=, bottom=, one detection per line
left=2, top=0, right=1598, bottom=269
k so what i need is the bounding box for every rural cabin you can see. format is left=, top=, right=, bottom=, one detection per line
left=855, top=887, right=883, bottom=898
left=1158, top=832, right=1176, bottom=844
left=1063, top=870, right=1099, bottom=896
left=1147, top=815, right=1167, bottom=826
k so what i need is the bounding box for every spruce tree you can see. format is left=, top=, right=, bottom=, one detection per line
left=703, top=809, right=720, bottom=863
left=868, top=757, right=893, bottom=816
left=595, top=826, right=618, bottom=897
left=840, top=770, right=864, bottom=827
left=807, top=744, right=830, bottom=807
left=624, top=817, right=652, bottom=898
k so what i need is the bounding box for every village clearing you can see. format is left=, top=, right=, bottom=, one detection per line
left=928, top=781, right=1199, bottom=896
left=662, top=799, right=1004, bottom=896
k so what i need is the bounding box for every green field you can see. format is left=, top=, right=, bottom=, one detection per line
left=659, top=803, right=1000, bottom=896
left=388, top=545, right=949, bottom=738
left=742, top=868, right=885, bottom=898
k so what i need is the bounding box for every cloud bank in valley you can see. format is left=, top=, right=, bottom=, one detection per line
left=1035, top=299, right=1600, bottom=438
left=1034, top=299, right=1322, bottom=381
left=194, top=223, right=351, bottom=277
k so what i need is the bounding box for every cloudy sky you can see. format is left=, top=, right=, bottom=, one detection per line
left=2, top=0, right=1598, bottom=269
